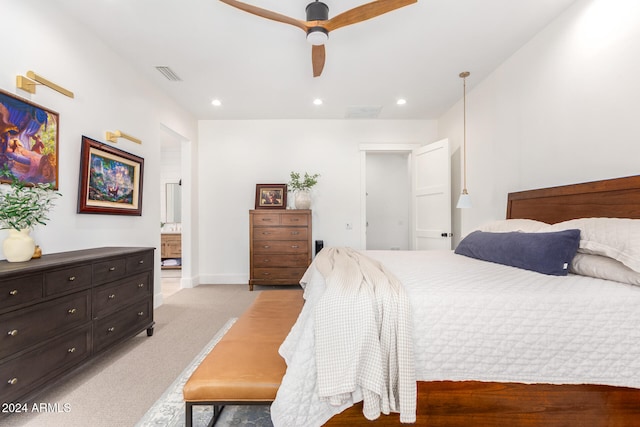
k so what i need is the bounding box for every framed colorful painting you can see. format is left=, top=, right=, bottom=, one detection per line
left=78, top=135, right=144, bottom=215
left=0, top=89, right=59, bottom=188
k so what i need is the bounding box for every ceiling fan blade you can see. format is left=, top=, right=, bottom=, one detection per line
left=324, top=0, right=417, bottom=32
left=220, top=0, right=309, bottom=32
left=312, top=45, right=326, bottom=77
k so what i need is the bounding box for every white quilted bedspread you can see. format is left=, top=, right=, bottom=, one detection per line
left=270, top=250, right=640, bottom=427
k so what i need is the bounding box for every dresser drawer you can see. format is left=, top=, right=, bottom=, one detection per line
left=0, top=291, right=91, bottom=360
left=45, top=265, right=92, bottom=297
left=0, top=324, right=91, bottom=403
left=93, top=257, right=127, bottom=285
left=253, top=241, right=308, bottom=254
left=281, top=213, right=308, bottom=226
left=253, top=227, right=308, bottom=241
left=252, top=268, right=307, bottom=282
left=252, top=213, right=281, bottom=225
left=0, top=274, right=43, bottom=312
left=253, top=254, right=309, bottom=268
left=93, top=299, right=152, bottom=353
left=126, top=250, right=154, bottom=274
left=93, top=273, right=151, bottom=318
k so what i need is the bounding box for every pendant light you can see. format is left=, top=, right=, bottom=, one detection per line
left=456, top=71, right=472, bottom=209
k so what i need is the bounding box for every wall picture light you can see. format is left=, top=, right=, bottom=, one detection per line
left=16, top=71, right=74, bottom=98
left=106, top=130, right=142, bottom=145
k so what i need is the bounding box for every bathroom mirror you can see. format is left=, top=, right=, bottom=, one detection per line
left=166, top=182, right=182, bottom=224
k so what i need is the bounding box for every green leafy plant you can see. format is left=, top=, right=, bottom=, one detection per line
left=0, top=166, right=61, bottom=231
left=288, top=171, right=320, bottom=191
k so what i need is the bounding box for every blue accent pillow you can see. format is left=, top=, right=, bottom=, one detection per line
left=454, top=229, right=581, bottom=276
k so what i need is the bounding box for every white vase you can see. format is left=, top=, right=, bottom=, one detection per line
left=3, top=229, right=36, bottom=262
left=294, top=190, right=311, bottom=209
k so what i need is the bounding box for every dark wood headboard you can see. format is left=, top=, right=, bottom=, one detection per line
left=506, top=175, right=640, bottom=224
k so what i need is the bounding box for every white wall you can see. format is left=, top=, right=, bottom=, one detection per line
left=1, top=0, right=197, bottom=305
left=197, top=120, right=437, bottom=284
left=439, top=0, right=640, bottom=245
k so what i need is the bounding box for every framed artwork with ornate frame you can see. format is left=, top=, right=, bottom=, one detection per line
left=255, top=184, right=287, bottom=209
left=0, top=89, right=59, bottom=188
left=78, top=135, right=144, bottom=216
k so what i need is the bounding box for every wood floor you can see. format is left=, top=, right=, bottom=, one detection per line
left=324, top=381, right=640, bottom=427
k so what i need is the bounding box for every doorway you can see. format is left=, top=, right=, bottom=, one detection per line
left=359, top=144, right=419, bottom=250
left=359, top=140, right=452, bottom=251
left=160, top=128, right=183, bottom=299
left=365, top=152, right=411, bottom=250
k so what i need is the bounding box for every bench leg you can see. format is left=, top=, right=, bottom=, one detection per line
left=186, top=402, right=225, bottom=427
left=185, top=402, right=194, bottom=427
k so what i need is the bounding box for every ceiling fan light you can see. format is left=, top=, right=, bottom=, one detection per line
left=306, top=28, right=328, bottom=45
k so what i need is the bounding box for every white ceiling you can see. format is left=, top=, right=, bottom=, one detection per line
left=55, top=0, right=577, bottom=120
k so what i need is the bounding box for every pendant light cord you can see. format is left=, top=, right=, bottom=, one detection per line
left=460, top=71, right=470, bottom=194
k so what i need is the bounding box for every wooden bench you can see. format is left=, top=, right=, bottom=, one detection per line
left=183, top=289, right=304, bottom=427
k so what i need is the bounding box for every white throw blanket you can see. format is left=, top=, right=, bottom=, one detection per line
left=313, top=247, right=416, bottom=423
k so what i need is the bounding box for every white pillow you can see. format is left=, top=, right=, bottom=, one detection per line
left=570, top=253, right=640, bottom=286
left=476, top=219, right=549, bottom=233
left=546, top=218, right=640, bottom=272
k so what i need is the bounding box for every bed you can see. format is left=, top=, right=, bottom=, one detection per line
left=270, top=175, right=640, bottom=427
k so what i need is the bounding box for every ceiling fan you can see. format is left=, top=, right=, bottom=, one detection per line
left=219, top=0, right=417, bottom=77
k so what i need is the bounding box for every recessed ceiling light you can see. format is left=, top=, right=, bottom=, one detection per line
left=211, top=99, right=222, bottom=106
left=313, top=98, right=323, bottom=106
left=396, top=98, right=407, bottom=105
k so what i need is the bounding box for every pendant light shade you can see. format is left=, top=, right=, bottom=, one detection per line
left=456, top=71, right=471, bottom=209
left=456, top=189, right=472, bottom=209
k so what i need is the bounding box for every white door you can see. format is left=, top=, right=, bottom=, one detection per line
left=411, top=139, right=452, bottom=250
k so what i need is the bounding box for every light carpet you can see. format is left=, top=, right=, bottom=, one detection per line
left=135, top=318, right=273, bottom=427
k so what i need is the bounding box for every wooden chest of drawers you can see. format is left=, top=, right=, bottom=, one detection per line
left=249, top=210, right=312, bottom=290
left=0, top=247, right=154, bottom=405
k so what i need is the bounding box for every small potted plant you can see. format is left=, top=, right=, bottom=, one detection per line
left=0, top=166, right=61, bottom=262
left=288, top=171, right=320, bottom=209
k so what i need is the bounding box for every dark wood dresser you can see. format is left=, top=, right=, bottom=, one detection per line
left=249, top=210, right=312, bottom=291
left=0, top=247, right=154, bottom=404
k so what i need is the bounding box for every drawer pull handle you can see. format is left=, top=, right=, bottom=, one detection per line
left=262, top=232, right=271, bottom=235
left=7, top=329, right=18, bottom=337
left=138, top=260, right=144, bottom=264
left=291, top=245, right=299, bottom=249
left=108, top=294, right=116, bottom=299
left=109, top=266, right=116, bottom=271
left=263, top=245, right=270, bottom=249
left=7, top=378, right=17, bottom=385
left=291, top=218, right=300, bottom=221
left=291, top=231, right=300, bottom=235
left=107, top=327, right=115, bottom=333
left=263, top=259, right=270, bottom=263
left=262, top=272, right=270, bottom=276
left=68, top=308, right=77, bottom=314
left=68, top=347, right=76, bottom=353
left=138, top=311, right=145, bottom=316
left=261, top=218, right=272, bottom=222
left=9, top=289, right=18, bottom=296
left=138, top=283, right=145, bottom=288
left=68, top=276, right=76, bottom=281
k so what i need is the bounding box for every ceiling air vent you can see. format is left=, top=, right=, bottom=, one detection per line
left=155, top=66, right=182, bottom=82
left=345, top=105, right=382, bottom=119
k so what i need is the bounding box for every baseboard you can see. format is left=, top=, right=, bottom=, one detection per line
left=197, top=274, right=247, bottom=285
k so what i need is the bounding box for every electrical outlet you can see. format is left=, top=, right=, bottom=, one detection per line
left=346, top=223, right=353, bottom=230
